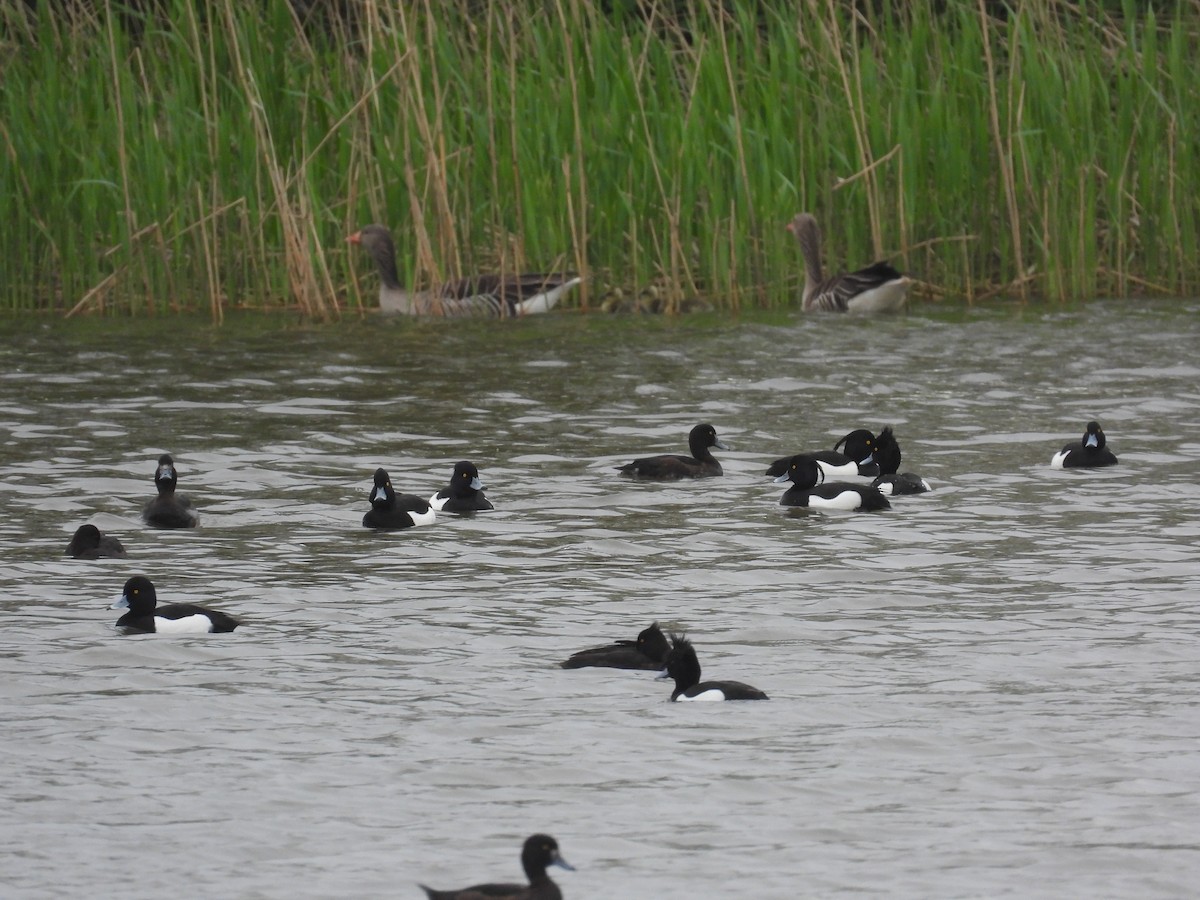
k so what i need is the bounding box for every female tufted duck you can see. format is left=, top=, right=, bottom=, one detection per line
left=419, top=833, right=574, bottom=900
left=363, top=468, right=437, bottom=529
left=659, top=634, right=768, bottom=701
left=560, top=622, right=671, bottom=670
left=773, top=454, right=890, bottom=511
left=616, top=423, right=728, bottom=480
left=1051, top=421, right=1118, bottom=469
left=66, top=524, right=128, bottom=559
left=110, top=575, right=239, bottom=634
left=429, top=461, right=494, bottom=512
left=142, top=453, right=199, bottom=528
left=766, top=428, right=880, bottom=480
left=869, top=426, right=932, bottom=495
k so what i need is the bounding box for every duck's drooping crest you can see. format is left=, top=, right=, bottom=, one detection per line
left=658, top=634, right=768, bottom=702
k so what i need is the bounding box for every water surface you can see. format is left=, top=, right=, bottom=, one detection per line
left=2, top=302, right=1199, bottom=898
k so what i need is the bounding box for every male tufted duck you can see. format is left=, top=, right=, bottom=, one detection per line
left=1051, top=421, right=1118, bottom=469
left=616, top=423, right=728, bottom=480
left=429, top=461, right=494, bottom=512
left=658, top=635, right=768, bottom=701
left=110, top=575, right=239, bottom=634
left=363, top=468, right=437, bottom=529
left=773, top=454, right=891, bottom=511
left=560, top=622, right=671, bottom=670
left=869, top=426, right=932, bottom=495
left=766, top=428, right=880, bottom=480
left=142, top=453, right=199, bottom=528
left=419, top=833, right=574, bottom=900
left=66, top=524, right=128, bottom=559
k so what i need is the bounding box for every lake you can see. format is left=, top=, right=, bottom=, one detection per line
left=1, top=301, right=1198, bottom=898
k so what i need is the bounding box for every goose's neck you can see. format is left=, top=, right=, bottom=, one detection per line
left=367, top=235, right=404, bottom=291
left=795, top=221, right=825, bottom=300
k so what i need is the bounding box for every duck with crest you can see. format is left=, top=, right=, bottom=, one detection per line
left=560, top=622, right=671, bottom=670
left=429, top=461, right=494, bottom=513
left=766, top=428, right=880, bottom=480
left=772, top=453, right=891, bottom=512
left=658, top=634, right=768, bottom=701
left=869, top=425, right=932, bottom=495
left=1051, top=420, right=1118, bottom=469
left=787, top=213, right=909, bottom=313
left=348, top=224, right=580, bottom=317
left=362, top=468, right=437, bottom=529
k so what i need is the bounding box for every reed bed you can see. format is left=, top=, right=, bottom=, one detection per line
left=1, top=0, right=1198, bottom=318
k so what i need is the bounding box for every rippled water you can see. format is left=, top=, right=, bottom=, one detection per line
left=2, top=302, right=1199, bottom=899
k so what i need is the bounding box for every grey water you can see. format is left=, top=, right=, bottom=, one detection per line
left=1, top=301, right=1199, bottom=899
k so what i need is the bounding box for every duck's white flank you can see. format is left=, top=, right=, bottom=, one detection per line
left=676, top=689, right=727, bottom=702
left=816, top=460, right=861, bottom=479
left=807, top=490, right=870, bottom=511
left=152, top=614, right=217, bottom=634
left=408, top=507, right=437, bottom=527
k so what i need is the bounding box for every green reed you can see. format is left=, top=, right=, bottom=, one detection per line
left=0, top=0, right=1197, bottom=318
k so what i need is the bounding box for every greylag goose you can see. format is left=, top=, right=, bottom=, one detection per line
left=347, top=224, right=580, bottom=317
left=787, top=213, right=909, bottom=313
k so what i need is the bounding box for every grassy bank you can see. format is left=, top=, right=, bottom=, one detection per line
left=1, top=0, right=1197, bottom=318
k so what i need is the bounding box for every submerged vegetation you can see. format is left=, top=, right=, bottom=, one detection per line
left=1, top=0, right=1198, bottom=318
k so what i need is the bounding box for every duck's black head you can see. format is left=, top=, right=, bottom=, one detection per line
left=833, top=429, right=877, bottom=464
left=521, top=833, right=574, bottom=879
left=154, top=454, right=178, bottom=494
left=772, top=454, right=823, bottom=489
left=68, top=524, right=102, bottom=555
left=114, top=575, right=158, bottom=615
left=687, top=423, right=728, bottom=456
left=637, top=622, right=671, bottom=663
left=451, top=461, right=484, bottom=492
left=1083, top=421, right=1106, bottom=450
left=369, top=468, right=395, bottom=506
left=662, top=634, right=703, bottom=690
left=873, top=426, right=902, bottom=475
